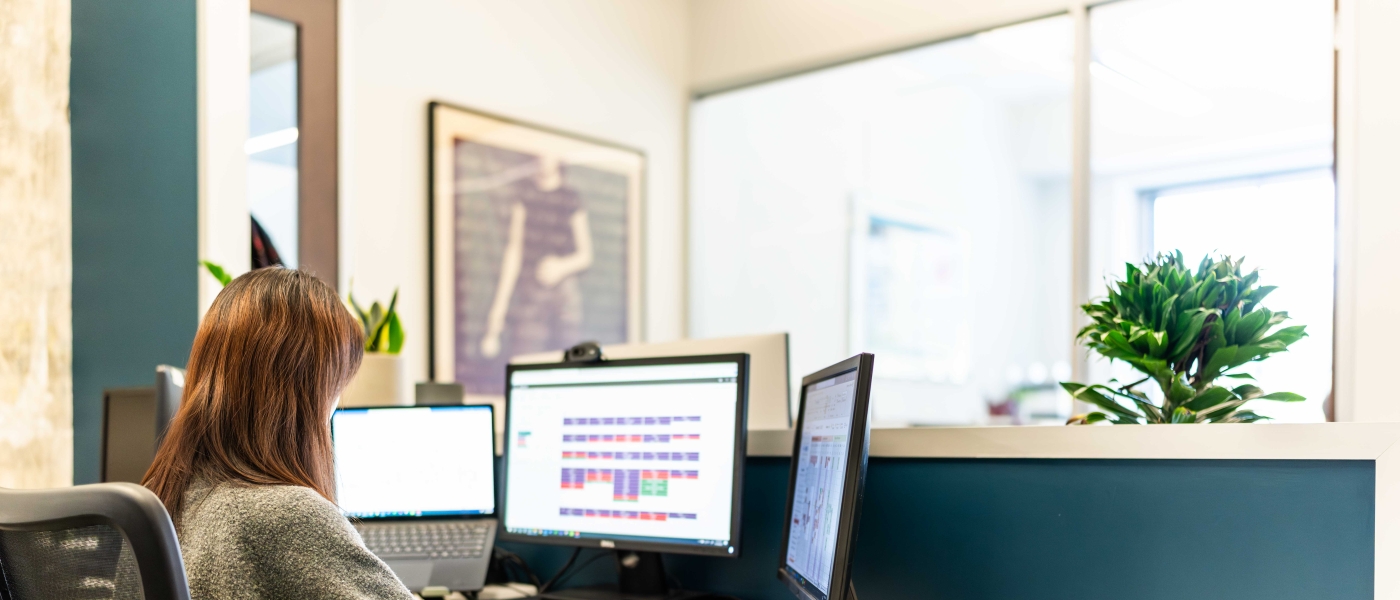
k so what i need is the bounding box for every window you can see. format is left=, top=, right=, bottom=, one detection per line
left=1088, top=0, right=1334, bottom=421
left=1149, top=171, right=1335, bottom=421
left=690, top=0, right=1335, bottom=426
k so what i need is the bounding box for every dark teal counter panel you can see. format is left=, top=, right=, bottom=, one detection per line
left=70, top=0, right=199, bottom=484
left=501, top=457, right=1375, bottom=600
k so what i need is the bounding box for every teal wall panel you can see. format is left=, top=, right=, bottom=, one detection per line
left=502, top=457, right=1375, bottom=599
left=70, top=0, right=199, bottom=484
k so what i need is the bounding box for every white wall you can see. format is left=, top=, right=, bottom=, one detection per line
left=197, top=0, right=251, bottom=317
left=1335, top=0, right=1400, bottom=422
left=342, top=0, right=690, bottom=390
left=688, top=0, right=1068, bottom=92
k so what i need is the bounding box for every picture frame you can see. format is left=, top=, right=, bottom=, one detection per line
left=429, top=101, right=644, bottom=400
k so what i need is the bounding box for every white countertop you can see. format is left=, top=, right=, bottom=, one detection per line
left=747, top=422, right=1400, bottom=460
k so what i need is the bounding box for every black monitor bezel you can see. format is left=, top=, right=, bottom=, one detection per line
left=776, top=353, right=875, bottom=600
left=330, top=403, right=498, bottom=520
left=499, top=353, right=750, bottom=558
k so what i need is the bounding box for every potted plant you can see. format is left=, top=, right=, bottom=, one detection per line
left=339, top=288, right=408, bottom=407
left=1062, top=251, right=1308, bottom=424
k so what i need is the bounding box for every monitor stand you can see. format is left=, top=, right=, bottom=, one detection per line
left=537, top=551, right=708, bottom=600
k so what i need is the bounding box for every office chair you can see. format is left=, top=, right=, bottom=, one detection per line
left=0, top=482, right=190, bottom=600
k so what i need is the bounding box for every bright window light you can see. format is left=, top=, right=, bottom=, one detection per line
left=244, top=126, right=299, bottom=155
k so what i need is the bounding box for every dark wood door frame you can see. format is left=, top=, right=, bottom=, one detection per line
left=251, top=0, right=338, bottom=288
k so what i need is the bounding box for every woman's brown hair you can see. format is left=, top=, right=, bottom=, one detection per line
left=143, top=268, right=364, bottom=521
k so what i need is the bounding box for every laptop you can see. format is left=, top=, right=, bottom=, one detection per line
left=331, top=404, right=498, bottom=592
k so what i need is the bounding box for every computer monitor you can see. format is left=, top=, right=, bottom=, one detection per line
left=778, top=353, right=875, bottom=600
left=510, top=333, right=790, bottom=430
left=154, top=365, right=184, bottom=444
left=101, top=386, right=158, bottom=483
left=101, top=365, right=186, bottom=483
left=502, top=354, right=750, bottom=598
left=331, top=405, right=496, bottom=518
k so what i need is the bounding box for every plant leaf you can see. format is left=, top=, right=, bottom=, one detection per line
left=1184, top=386, right=1236, bottom=412
left=387, top=311, right=404, bottom=354
left=1061, top=383, right=1143, bottom=422
left=1231, top=384, right=1263, bottom=401
left=201, top=260, right=232, bottom=287
left=1067, top=412, right=1110, bottom=425
left=1258, top=391, right=1306, bottom=403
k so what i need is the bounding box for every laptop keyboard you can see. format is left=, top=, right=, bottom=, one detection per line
left=358, top=521, right=491, bottom=560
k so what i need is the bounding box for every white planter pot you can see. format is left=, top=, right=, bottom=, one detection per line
left=341, top=353, right=411, bottom=408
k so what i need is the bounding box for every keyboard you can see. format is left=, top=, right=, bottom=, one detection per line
left=358, top=521, right=492, bottom=560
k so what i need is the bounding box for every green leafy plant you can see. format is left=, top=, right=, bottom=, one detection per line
left=201, top=260, right=232, bottom=286
left=1063, top=251, right=1307, bottom=425
left=348, top=287, right=404, bottom=354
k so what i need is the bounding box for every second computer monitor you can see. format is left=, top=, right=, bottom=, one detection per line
left=779, top=353, right=875, bottom=600
left=501, top=354, right=749, bottom=557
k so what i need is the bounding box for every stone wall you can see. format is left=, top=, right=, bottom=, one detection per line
left=0, top=0, right=73, bottom=488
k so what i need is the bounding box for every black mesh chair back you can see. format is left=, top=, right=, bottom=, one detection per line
left=0, top=483, right=190, bottom=600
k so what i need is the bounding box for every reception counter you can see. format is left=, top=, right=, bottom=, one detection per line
left=501, top=423, right=1400, bottom=599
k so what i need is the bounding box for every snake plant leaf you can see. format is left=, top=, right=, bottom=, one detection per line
left=348, top=290, right=370, bottom=331
left=367, top=289, right=399, bottom=353
left=348, top=286, right=404, bottom=354
left=387, top=311, right=404, bottom=354
left=201, top=260, right=233, bottom=287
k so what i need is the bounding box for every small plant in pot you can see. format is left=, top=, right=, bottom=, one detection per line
left=1063, top=251, right=1307, bottom=425
left=340, top=287, right=408, bottom=407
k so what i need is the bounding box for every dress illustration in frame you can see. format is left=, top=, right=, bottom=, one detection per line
left=429, top=102, right=643, bottom=398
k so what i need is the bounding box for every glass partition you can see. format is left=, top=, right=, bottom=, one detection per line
left=691, top=16, right=1075, bottom=426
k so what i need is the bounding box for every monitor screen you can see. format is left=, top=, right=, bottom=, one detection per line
left=783, top=368, right=861, bottom=597
left=332, top=405, right=495, bottom=519
left=503, top=358, right=746, bottom=555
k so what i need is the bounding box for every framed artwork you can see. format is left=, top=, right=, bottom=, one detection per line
left=429, top=102, right=644, bottom=397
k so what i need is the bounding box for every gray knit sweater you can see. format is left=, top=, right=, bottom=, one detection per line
left=177, top=479, right=415, bottom=600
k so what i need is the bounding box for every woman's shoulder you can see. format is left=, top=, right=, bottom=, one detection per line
left=185, top=480, right=349, bottom=537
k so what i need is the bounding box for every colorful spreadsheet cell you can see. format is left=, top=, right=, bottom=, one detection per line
left=563, top=416, right=703, bottom=426
left=558, top=508, right=698, bottom=521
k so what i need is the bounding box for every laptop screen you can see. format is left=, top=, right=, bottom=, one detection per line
left=332, top=405, right=495, bottom=519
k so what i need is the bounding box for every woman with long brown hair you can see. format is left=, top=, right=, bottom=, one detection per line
left=143, top=268, right=413, bottom=600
